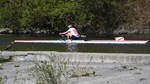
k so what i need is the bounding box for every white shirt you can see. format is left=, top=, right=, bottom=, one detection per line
left=67, top=27, right=80, bottom=37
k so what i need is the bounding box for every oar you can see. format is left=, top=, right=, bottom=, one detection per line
left=59, top=34, right=87, bottom=40
left=3, top=41, right=15, bottom=50
left=59, top=35, right=66, bottom=40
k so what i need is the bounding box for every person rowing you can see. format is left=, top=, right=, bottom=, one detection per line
left=59, top=25, right=81, bottom=40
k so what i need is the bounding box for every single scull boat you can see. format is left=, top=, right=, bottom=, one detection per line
left=14, top=37, right=149, bottom=44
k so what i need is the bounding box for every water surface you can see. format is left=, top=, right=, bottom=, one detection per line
left=0, top=34, right=150, bottom=53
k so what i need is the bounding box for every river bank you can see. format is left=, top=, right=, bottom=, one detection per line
left=1, top=51, right=150, bottom=64
left=0, top=51, right=150, bottom=84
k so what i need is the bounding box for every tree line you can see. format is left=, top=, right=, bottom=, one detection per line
left=0, top=0, right=149, bottom=34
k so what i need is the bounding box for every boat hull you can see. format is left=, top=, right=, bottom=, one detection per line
left=14, top=40, right=149, bottom=44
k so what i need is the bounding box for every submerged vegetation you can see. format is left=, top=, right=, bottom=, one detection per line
left=0, top=0, right=149, bottom=34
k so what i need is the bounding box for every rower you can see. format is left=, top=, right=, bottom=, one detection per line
left=59, top=25, right=80, bottom=40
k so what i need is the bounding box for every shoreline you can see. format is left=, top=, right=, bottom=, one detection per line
left=1, top=51, right=150, bottom=64
left=0, top=51, right=150, bottom=84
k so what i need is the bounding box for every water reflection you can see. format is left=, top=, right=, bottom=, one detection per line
left=66, top=43, right=78, bottom=52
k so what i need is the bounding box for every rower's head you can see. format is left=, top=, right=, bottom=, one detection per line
left=67, top=25, right=72, bottom=28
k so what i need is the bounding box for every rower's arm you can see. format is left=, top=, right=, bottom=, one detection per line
left=59, top=31, right=70, bottom=35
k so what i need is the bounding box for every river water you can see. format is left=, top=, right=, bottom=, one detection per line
left=0, top=34, right=150, bottom=53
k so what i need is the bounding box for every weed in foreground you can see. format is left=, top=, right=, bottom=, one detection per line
left=33, top=54, right=96, bottom=84
left=34, top=56, right=69, bottom=84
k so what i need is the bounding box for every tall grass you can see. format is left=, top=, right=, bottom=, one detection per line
left=34, top=56, right=69, bottom=84
left=33, top=54, right=96, bottom=84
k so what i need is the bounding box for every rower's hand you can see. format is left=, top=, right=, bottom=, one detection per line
left=59, top=33, right=62, bottom=35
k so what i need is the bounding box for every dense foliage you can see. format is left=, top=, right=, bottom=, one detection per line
left=0, top=0, right=149, bottom=34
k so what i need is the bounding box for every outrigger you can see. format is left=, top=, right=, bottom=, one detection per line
left=14, top=37, right=149, bottom=44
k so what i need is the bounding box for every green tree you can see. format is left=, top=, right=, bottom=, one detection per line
left=122, top=0, right=150, bottom=30
left=0, top=0, right=88, bottom=34
left=0, top=0, right=149, bottom=34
